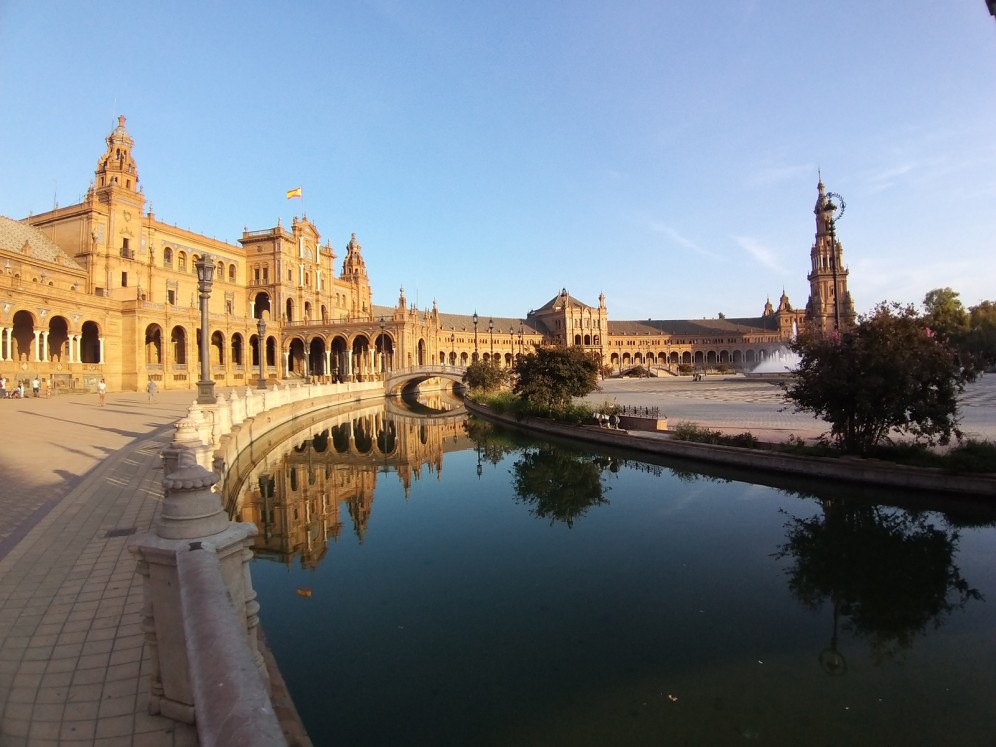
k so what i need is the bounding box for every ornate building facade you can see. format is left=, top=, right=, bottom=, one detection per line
left=0, top=117, right=851, bottom=392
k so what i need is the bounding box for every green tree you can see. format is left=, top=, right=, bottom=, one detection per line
left=967, top=300, right=996, bottom=367
left=785, top=302, right=970, bottom=455
left=512, top=344, right=600, bottom=412
left=462, top=359, right=509, bottom=392
left=922, top=287, right=969, bottom=347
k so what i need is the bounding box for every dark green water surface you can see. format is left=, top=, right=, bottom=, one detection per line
left=234, top=405, right=996, bottom=746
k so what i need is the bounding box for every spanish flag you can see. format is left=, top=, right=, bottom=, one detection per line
left=286, top=187, right=302, bottom=199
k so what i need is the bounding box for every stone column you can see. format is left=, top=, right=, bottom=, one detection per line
left=33, top=330, right=40, bottom=361
left=41, top=331, right=49, bottom=362
left=99, top=336, right=105, bottom=364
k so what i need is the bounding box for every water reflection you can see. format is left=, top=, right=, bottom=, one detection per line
left=776, top=500, right=982, bottom=667
left=234, top=403, right=996, bottom=746
left=231, top=394, right=469, bottom=567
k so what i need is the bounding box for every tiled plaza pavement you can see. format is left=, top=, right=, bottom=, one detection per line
left=0, top=376, right=993, bottom=746
left=0, top=389, right=199, bottom=747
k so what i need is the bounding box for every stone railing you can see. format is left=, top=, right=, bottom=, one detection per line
left=132, top=377, right=387, bottom=743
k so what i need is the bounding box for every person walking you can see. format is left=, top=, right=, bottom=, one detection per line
left=32, top=377, right=40, bottom=397
left=146, top=379, right=158, bottom=402
left=42, top=377, right=51, bottom=398
left=97, top=378, right=107, bottom=406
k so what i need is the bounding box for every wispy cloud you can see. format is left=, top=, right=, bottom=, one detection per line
left=649, top=222, right=718, bottom=259
left=735, top=236, right=786, bottom=274
left=862, top=162, right=916, bottom=194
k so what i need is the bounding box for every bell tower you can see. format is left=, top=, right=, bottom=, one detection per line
left=94, top=116, right=144, bottom=209
left=805, top=178, right=854, bottom=334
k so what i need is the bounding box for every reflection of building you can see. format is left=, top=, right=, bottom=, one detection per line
left=1, top=117, right=852, bottom=391
left=234, top=405, right=468, bottom=568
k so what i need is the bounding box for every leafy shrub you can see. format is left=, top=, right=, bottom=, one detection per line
left=943, top=440, right=996, bottom=474
left=672, top=421, right=758, bottom=447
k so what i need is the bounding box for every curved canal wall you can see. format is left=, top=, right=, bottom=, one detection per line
left=464, top=399, right=996, bottom=499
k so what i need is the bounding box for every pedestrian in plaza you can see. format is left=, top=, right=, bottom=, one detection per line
left=42, top=377, right=51, bottom=398
left=32, top=376, right=40, bottom=397
left=0, top=375, right=6, bottom=399
left=146, top=379, right=158, bottom=402
left=97, top=378, right=107, bottom=406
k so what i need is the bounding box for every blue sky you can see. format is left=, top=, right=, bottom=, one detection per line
left=2, top=1, right=994, bottom=321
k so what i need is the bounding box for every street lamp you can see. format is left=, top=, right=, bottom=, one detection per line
left=472, top=311, right=479, bottom=362
left=488, top=317, right=494, bottom=357
left=823, top=191, right=846, bottom=332
left=194, top=254, right=215, bottom=404
left=517, top=325, right=524, bottom=359
left=256, top=317, right=267, bottom=389
left=450, top=333, right=455, bottom=365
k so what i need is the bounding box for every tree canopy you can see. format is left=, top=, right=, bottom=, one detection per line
left=513, top=344, right=601, bottom=412
left=785, top=302, right=970, bottom=454
left=462, top=359, right=509, bottom=393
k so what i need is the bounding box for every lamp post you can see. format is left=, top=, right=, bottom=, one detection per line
left=517, top=326, right=524, bottom=359
left=472, top=311, right=479, bottom=362
left=449, top=333, right=455, bottom=365
left=823, top=191, right=846, bottom=332
left=194, top=254, right=216, bottom=404
left=256, top=317, right=267, bottom=389
left=488, top=318, right=494, bottom=358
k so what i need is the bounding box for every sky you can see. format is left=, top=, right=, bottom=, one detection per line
left=1, top=1, right=994, bottom=322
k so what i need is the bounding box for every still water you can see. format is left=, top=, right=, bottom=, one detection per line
left=229, top=397, right=996, bottom=746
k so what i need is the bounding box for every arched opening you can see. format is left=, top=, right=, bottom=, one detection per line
left=308, top=338, right=326, bottom=378
left=79, top=321, right=101, bottom=364
left=11, top=310, right=35, bottom=362
left=417, top=339, right=426, bottom=366
left=285, top=298, right=294, bottom=322
left=330, top=337, right=348, bottom=382
left=231, top=333, right=244, bottom=367
left=375, top=333, right=393, bottom=374
left=352, top=336, right=372, bottom=380
left=171, top=326, right=187, bottom=365
left=253, top=292, right=270, bottom=320
left=144, top=324, right=163, bottom=364
left=211, top=331, right=225, bottom=366
left=288, top=338, right=305, bottom=377
left=48, top=316, right=69, bottom=363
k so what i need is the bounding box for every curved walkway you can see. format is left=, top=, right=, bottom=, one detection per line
left=0, top=389, right=199, bottom=746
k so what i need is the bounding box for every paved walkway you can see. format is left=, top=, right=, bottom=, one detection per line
left=0, top=389, right=200, bottom=747
left=0, top=376, right=993, bottom=745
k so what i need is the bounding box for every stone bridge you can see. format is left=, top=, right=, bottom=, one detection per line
left=385, top=364, right=467, bottom=396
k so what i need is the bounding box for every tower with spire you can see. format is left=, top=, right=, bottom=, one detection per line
left=806, top=178, right=855, bottom=334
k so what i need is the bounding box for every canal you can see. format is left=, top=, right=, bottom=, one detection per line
left=227, top=394, right=996, bottom=746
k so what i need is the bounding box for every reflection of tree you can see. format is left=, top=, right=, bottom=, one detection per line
left=511, top=448, right=611, bottom=527
left=776, top=501, right=981, bottom=664
left=464, top=417, right=520, bottom=467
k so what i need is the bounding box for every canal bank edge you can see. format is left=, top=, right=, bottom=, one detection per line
left=463, top=399, right=996, bottom=498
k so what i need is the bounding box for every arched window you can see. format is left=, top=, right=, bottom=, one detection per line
left=228, top=264, right=236, bottom=281
left=178, top=251, right=187, bottom=272
left=163, top=247, right=173, bottom=267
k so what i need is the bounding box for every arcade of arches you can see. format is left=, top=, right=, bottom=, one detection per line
left=0, top=117, right=851, bottom=392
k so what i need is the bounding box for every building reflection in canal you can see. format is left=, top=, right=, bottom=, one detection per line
left=228, top=398, right=996, bottom=747
left=230, top=392, right=469, bottom=568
